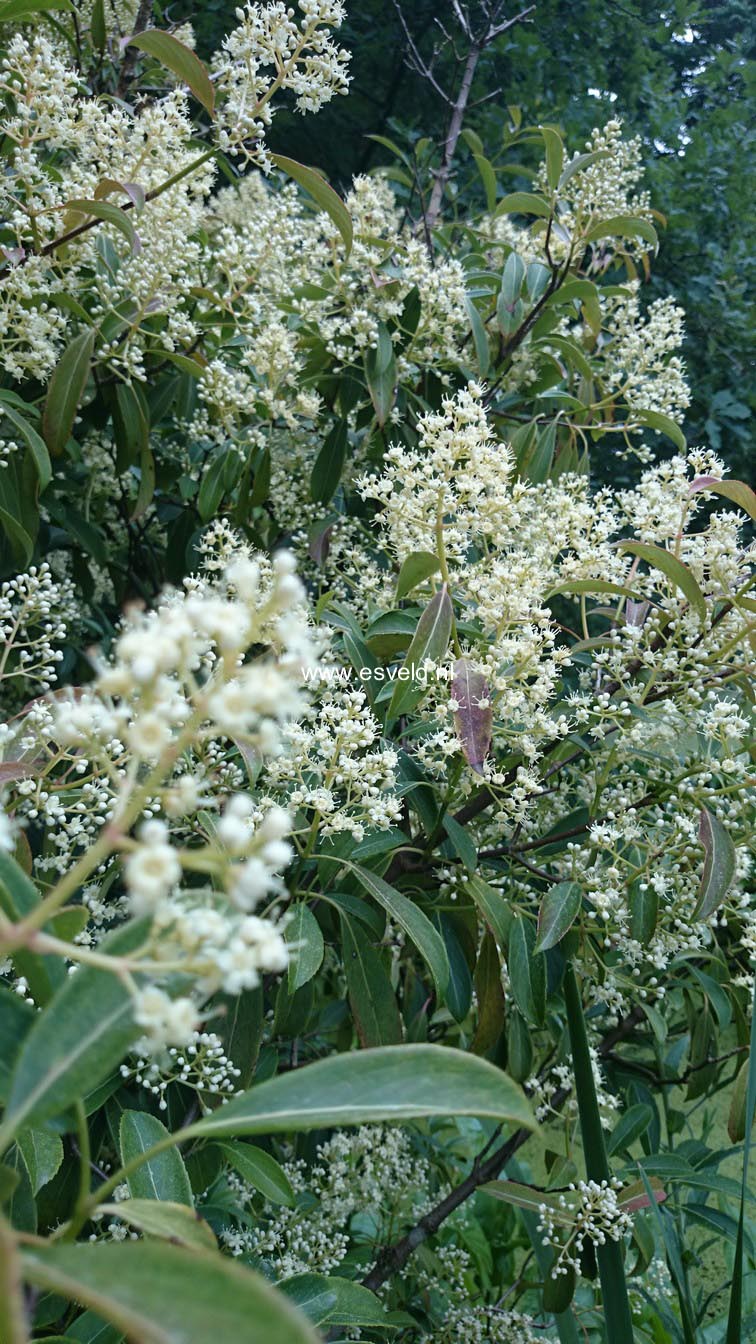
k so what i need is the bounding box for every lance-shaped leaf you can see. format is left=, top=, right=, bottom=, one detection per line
left=364, top=320, right=396, bottom=426
left=120, top=1110, right=193, bottom=1205
left=692, top=807, right=736, bottom=921
left=451, top=659, right=492, bottom=774
left=126, top=30, right=215, bottom=116
left=42, top=327, right=95, bottom=455
left=351, top=866, right=449, bottom=1000
left=387, top=585, right=453, bottom=721
left=619, top=540, right=706, bottom=623
left=0, top=404, right=51, bottom=490
left=64, top=199, right=137, bottom=253
left=1, top=927, right=139, bottom=1145
left=97, top=1199, right=217, bottom=1251
left=535, top=881, right=582, bottom=953
left=184, top=1044, right=534, bottom=1139
left=507, top=916, right=546, bottom=1026
left=21, top=1242, right=318, bottom=1344
left=215, top=1141, right=295, bottom=1208
left=584, top=215, right=658, bottom=250
left=286, top=903, right=324, bottom=993
left=495, top=192, right=551, bottom=218
left=0, top=0, right=72, bottom=18
left=272, top=155, right=352, bottom=256
left=689, top=475, right=756, bottom=523
left=396, top=549, right=440, bottom=600
left=629, top=407, right=685, bottom=452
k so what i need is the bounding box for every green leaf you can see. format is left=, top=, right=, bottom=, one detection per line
left=98, top=1199, right=216, bottom=1251
left=584, top=214, right=658, bottom=250
left=42, top=327, right=95, bottom=456
left=17, top=1128, right=63, bottom=1194
left=535, top=881, right=582, bottom=953
left=507, top=916, right=545, bottom=1026
left=0, top=929, right=138, bottom=1146
left=216, top=1141, right=295, bottom=1207
left=630, top=407, right=686, bottom=451
left=473, top=152, right=497, bottom=211
left=340, top=914, right=402, bottom=1047
left=278, top=1275, right=337, bottom=1327
left=0, top=851, right=64, bottom=1005
left=496, top=192, right=551, bottom=218
left=629, top=877, right=658, bottom=944
left=465, top=874, right=511, bottom=949
left=351, top=866, right=450, bottom=1000
left=0, top=986, right=35, bottom=1102
left=64, top=199, right=137, bottom=253
left=286, top=904, right=324, bottom=993
left=464, top=294, right=490, bottom=376
left=726, top=986, right=756, bottom=1343
left=364, top=321, right=396, bottom=426
left=90, top=0, right=105, bottom=49
left=21, top=1242, right=318, bottom=1344
left=0, top=0, right=72, bottom=19
left=386, top=585, right=453, bottom=722
left=606, top=1104, right=653, bottom=1156
left=558, top=148, right=609, bottom=188
left=310, top=419, right=348, bottom=504
left=692, top=806, right=737, bottom=921
left=689, top=476, right=756, bottom=523
left=272, top=155, right=352, bottom=256
left=396, top=550, right=440, bottom=600
left=563, top=964, right=634, bottom=1343
left=119, top=1111, right=192, bottom=1205
left=541, top=127, right=563, bottom=191
left=0, top=404, right=51, bottom=490
left=619, top=540, right=706, bottom=623
left=126, top=31, right=215, bottom=116
left=185, top=1044, right=534, bottom=1139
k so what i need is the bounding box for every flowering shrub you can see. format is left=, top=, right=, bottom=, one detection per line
left=0, top=3, right=754, bottom=1342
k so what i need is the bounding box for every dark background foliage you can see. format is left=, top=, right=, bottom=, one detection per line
left=191, top=0, right=755, bottom=477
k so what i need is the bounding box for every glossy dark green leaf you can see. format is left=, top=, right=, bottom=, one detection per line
left=42, top=327, right=95, bottom=455
left=216, top=1141, right=295, bottom=1207
left=21, top=1243, right=318, bottom=1344
left=396, top=550, right=440, bottom=600
left=620, top=540, right=706, bottom=622
left=272, top=155, right=352, bottom=255
left=97, top=1199, right=216, bottom=1251
left=340, top=914, right=402, bottom=1046
left=0, top=930, right=138, bottom=1145
left=119, top=1110, right=192, bottom=1205
left=185, top=1044, right=534, bottom=1139
left=507, top=916, right=545, bottom=1027
left=352, top=865, right=449, bottom=999
left=535, top=881, right=582, bottom=953
left=310, top=420, right=348, bottom=504
left=286, top=904, right=324, bottom=993
left=127, top=31, right=215, bottom=116
left=387, top=585, right=453, bottom=722
left=364, top=321, right=396, bottom=426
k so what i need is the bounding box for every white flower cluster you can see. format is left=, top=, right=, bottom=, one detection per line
left=538, top=1178, right=633, bottom=1278
left=1, top=541, right=317, bottom=1050
left=119, top=1030, right=241, bottom=1110
left=213, top=0, right=351, bottom=165
left=558, top=119, right=652, bottom=234
left=266, top=686, right=402, bottom=840
left=602, top=282, right=690, bottom=420
left=222, top=1125, right=427, bottom=1275
left=0, top=561, right=74, bottom=702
